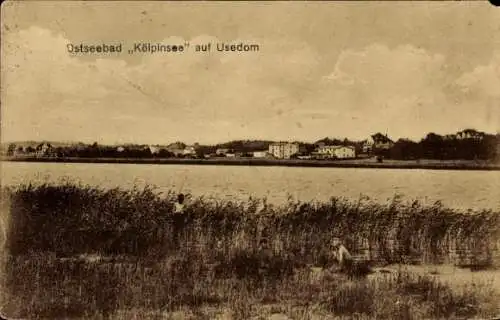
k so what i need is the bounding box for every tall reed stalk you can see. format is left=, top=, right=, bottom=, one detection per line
left=2, top=183, right=499, bottom=267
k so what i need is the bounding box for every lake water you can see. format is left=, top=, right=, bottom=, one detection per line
left=1, top=162, right=499, bottom=210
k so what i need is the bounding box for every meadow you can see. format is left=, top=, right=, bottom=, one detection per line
left=1, top=183, right=499, bottom=319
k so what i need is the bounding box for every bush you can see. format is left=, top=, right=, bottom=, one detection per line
left=2, top=254, right=497, bottom=319
left=3, top=183, right=500, bottom=267
left=1, top=182, right=499, bottom=319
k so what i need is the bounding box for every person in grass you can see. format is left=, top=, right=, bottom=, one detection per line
left=330, top=237, right=374, bottom=278
left=174, top=193, right=186, bottom=214
left=171, top=193, right=186, bottom=249
left=331, top=237, right=353, bottom=272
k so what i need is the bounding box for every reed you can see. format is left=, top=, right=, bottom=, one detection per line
left=1, top=182, right=499, bottom=318
left=3, top=182, right=499, bottom=266
left=1, top=253, right=498, bottom=319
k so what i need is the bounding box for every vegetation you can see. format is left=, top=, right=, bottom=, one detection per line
left=4, top=129, right=500, bottom=161
left=2, top=254, right=498, bottom=319
left=1, top=183, right=499, bottom=318
left=389, top=132, right=500, bottom=161
left=3, top=183, right=500, bottom=266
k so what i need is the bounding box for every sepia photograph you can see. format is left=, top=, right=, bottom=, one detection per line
left=1, top=1, right=500, bottom=319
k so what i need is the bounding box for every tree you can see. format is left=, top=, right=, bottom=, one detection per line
left=389, top=139, right=421, bottom=160
left=158, top=149, right=174, bottom=158
left=7, top=143, right=16, bottom=156
left=54, top=147, right=65, bottom=158
left=420, top=133, right=444, bottom=159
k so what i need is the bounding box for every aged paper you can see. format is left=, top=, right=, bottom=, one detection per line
left=1, top=2, right=499, bottom=319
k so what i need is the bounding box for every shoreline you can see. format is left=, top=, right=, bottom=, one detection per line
left=3, top=156, right=500, bottom=171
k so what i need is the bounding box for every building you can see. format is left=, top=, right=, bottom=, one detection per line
left=166, top=142, right=187, bottom=157
left=75, top=143, right=87, bottom=152
left=443, top=134, right=456, bottom=141
left=182, top=146, right=197, bottom=156
left=13, top=146, right=25, bottom=157
left=456, top=129, right=485, bottom=140
left=36, top=143, right=54, bottom=157
left=363, top=133, right=394, bottom=153
left=252, top=150, right=269, bottom=158
left=268, top=142, right=301, bottom=159
left=216, top=148, right=231, bottom=156
left=297, top=155, right=312, bottom=160
left=148, top=146, right=160, bottom=155
left=315, top=145, right=356, bottom=159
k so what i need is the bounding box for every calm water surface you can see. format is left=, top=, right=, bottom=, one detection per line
left=1, top=162, right=499, bottom=210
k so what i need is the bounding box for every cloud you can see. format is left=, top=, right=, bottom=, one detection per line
left=1, top=26, right=497, bottom=144
left=316, top=44, right=457, bottom=139
left=324, top=44, right=446, bottom=102
left=456, top=52, right=500, bottom=98
left=454, top=52, right=500, bottom=131
left=1, top=27, right=324, bottom=143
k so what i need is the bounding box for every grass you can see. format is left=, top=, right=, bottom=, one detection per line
left=1, top=182, right=499, bottom=318
left=5, top=156, right=500, bottom=171
left=2, top=182, right=500, bottom=266
left=1, top=253, right=498, bottom=319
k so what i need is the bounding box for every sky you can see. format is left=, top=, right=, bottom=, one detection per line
left=1, top=1, right=500, bottom=145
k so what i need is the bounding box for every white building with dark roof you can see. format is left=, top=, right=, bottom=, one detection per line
left=268, top=142, right=301, bottom=159
left=315, top=145, right=356, bottom=159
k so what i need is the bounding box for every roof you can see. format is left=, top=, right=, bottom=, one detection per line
left=269, top=142, right=299, bottom=146
left=36, top=142, right=53, bottom=149
left=318, top=145, right=355, bottom=150
left=457, top=129, right=485, bottom=135
left=166, top=142, right=186, bottom=150
left=371, top=133, right=393, bottom=143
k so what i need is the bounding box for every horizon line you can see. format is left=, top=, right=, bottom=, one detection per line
left=2, top=128, right=499, bottom=147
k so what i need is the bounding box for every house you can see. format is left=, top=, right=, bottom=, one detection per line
left=314, top=145, right=356, bottom=159
left=117, top=146, right=126, bottom=153
left=148, top=146, right=160, bottom=155
left=166, top=142, right=187, bottom=157
left=334, top=146, right=356, bottom=159
left=443, top=134, right=457, bottom=141
left=35, top=143, right=54, bottom=157
left=13, top=146, right=25, bottom=157
left=297, top=155, right=312, bottom=160
left=16, top=145, right=36, bottom=157
left=182, top=146, right=197, bottom=156
left=26, top=146, right=37, bottom=155
left=216, top=148, right=231, bottom=156
left=268, top=142, right=302, bottom=159
left=363, top=133, right=394, bottom=153
left=252, top=150, right=269, bottom=158
left=456, top=129, right=485, bottom=140
left=75, top=143, right=87, bottom=152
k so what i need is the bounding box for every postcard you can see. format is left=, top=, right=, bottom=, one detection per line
left=1, top=2, right=499, bottom=319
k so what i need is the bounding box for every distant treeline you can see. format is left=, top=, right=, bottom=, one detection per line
left=5, top=130, right=500, bottom=161
left=386, top=133, right=499, bottom=160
